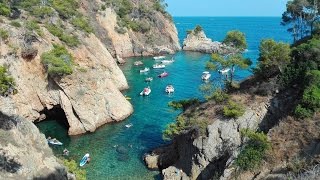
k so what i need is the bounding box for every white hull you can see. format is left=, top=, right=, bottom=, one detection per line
left=153, top=56, right=166, bottom=60
left=165, top=85, right=175, bottom=93
left=153, top=64, right=165, bottom=69
left=161, top=60, right=174, bottom=64
left=140, top=88, right=151, bottom=96
left=140, top=68, right=150, bottom=73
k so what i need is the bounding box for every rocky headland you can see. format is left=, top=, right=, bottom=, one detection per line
left=0, top=0, right=180, bottom=136
left=182, top=26, right=234, bottom=54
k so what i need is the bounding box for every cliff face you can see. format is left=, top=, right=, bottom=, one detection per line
left=0, top=112, right=67, bottom=179
left=83, top=0, right=181, bottom=59
left=182, top=30, right=233, bottom=54
left=0, top=0, right=180, bottom=135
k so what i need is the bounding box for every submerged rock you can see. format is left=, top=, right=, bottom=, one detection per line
left=116, top=145, right=129, bottom=154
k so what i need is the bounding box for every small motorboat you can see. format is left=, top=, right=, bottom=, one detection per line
left=145, top=77, right=153, bottom=82
left=158, top=72, right=168, bottom=78
left=140, top=67, right=150, bottom=73
left=153, top=64, right=165, bottom=69
left=125, top=123, right=133, bottom=128
left=80, top=153, right=90, bottom=167
left=201, top=71, right=211, bottom=80
left=140, top=87, right=151, bottom=96
left=134, top=61, right=143, bottom=66
left=153, top=56, right=166, bottom=60
left=218, top=68, right=230, bottom=74
left=161, top=59, right=174, bottom=64
left=165, top=85, right=174, bottom=94
left=47, top=138, right=63, bottom=146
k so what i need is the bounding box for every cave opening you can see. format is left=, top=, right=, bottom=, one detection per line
left=36, top=105, right=70, bottom=132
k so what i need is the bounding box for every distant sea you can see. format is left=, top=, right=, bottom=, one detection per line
left=37, top=17, right=291, bottom=180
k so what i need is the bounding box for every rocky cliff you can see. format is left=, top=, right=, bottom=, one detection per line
left=145, top=93, right=271, bottom=179
left=182, top=29, right=233, bottom=54
left=0, top=112, right=67, bottom=179
left=0, top=0, right=180, bottom=135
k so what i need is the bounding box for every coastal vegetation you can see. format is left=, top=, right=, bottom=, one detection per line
left=41, top=44, right=74, bottom=77
left=282, top=0, right=320, bottom=42
left=223, top=30, right=247, bottom=51
left=235, top=129, right=271, bottom=171
left=168, top=98, right=200, bottom=111
left=0, top=66, right=15, bottom=96
left=223, top=100, right=245, bottom=118
left=62, top=159, right=86, bottom=180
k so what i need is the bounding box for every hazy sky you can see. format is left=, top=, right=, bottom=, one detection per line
left=166, top=0, right=289, bottom=17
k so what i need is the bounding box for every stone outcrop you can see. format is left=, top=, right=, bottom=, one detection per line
left=0, top=112, right=67, bottom=179
left=183, top=30, right=233, bottom=54
left=0, top=21, right=133, bottom=135
left=83, top=0, right=181, bottom=58
left=0, top=0, right=181, bottom=135
left=144, top=95, right=271, bottom=180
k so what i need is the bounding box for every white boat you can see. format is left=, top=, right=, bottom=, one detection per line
left=153, top=56, right=166, bottom=60
left=165, top=85, right=174, bottom=94
left=218, top=68, right=230, bottom=74
left=140, top=67, right=150, bottom=73
left=134, top=61, right=143, bottom=66
left=140, top=87, right=151, bottom=96
left=145, top=77, right=153, bottom=82
left=161, top=59, right=174, bottom=64
left=201, top=71, right=211, bottom=80
left=153, top=64, right=165, bottom=69
left=47, top=138, right=63, bottom=145
left=125, top=123, right=133, bottom=128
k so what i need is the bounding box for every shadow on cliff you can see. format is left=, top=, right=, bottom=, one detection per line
left=0, top=112, right=19, bottom=131
left=0, top=149, right=22, bottom=173
left=33, top=167, right=67, bottom=180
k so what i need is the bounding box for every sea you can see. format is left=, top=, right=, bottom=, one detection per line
left=37, top=17, right=292, bottom=180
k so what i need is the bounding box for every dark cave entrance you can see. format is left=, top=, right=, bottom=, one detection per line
left=36, top=105, right=70, bottom=131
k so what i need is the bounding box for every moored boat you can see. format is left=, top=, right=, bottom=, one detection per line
left=165, top=84, right=174, bottom=93
left=145, top=77, right=153, bottom=82
left=139, top=67, right=150, bottom=73
left=140, top=87, right=151, bottom=96
left=47, top=137, right=63, bottom=145
left=152, top=64, right=165, bottom=69
left=125, top=123, right=133, bottom=128
left=218, top=68, right=230, bottom=74
left=201, top=71, right=211, bottom=80
left=158, top=72, right=168, bottom=78
left=134, top=61, right=143, bottom=66
left=161, top=59, right=174, bottom=64
left=153, top=56, right=166, bottom=60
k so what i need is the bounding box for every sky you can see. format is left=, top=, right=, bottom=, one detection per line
left=165, top=0, right=289, bottom=17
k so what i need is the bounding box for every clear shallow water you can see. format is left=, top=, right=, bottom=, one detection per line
left=37, top=17, right=291, bottom=180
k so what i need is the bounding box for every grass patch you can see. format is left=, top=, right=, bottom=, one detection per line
left=0, top=3, right=10, bottom=17
left=10, top=21, right=21, bottom=27
left=0, top=29, right=9, bottom=40
left=71, top=16, right=93, bottom=34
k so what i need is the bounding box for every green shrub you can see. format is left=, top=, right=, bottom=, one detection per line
left=235, top=129, right=271, bottom=171
left=101, top=4, right=106, bottom=11
left=0, top=3, right=10, bottom=16
left=31, top=6, right=54, bottom=18
left=0, top=66, right=15, bottom=96
left=51, top=0, right=79, bottom=19
left=223, top=30, right=247, bottom=51
left=41, top=44, right=73, bottom=77
left=45, top=23, right=79, bottom=47
left=163, top=116, right=186, bottom=140
left=294, top=104, right=313, bottom=119
left=115, top=26, right=126, bottom=34
left=0, top=29, right=9, bottom=40
left=10, top=21, right=21, bottom=27
left=186, top=30, right=192, bottom=35
left=223, top=100, right=245, bottom=118
left=63, top=159, right=86, bottom=180
left=26, top=20, right=44, bottom=36
left=168, top=98, right=200, bottom=111
left=209, top=89, right=229, bottom=102
left=194, top=25, right=203, bottom=34
left=71, top=16, right=93, bottom=34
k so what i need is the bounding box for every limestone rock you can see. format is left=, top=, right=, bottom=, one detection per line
left=183, top=30, right=234, bottom=54
left=0, top=112, right=67, bottom=179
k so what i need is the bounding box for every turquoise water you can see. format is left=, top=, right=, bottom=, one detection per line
left=37, top=17, right=291, bottom=179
